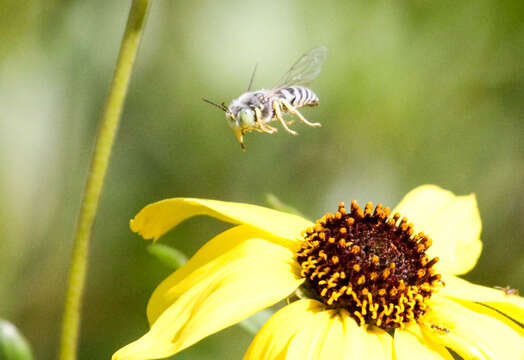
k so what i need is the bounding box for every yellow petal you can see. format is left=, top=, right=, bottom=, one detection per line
left=393, top=185, right=482, bottom=275
left=316, top=312, right=346, bottom=360
left=451, top=299, right=524, bottom=338
left=440, top=274, right=524, bottom=325
left=244, top=299, right=392, bottom=360
left=130, top=197, right=312, bottom=242
left=359, top=326, right=393, bottom=360
left=285, top=312, right=330, bottom=360
left=318, top=311, right=393, bottom=360
left=243, top=299, right=326, bottom=360
left=146, top=225, right=298, bottom=323
left=423, top=295, right=524, bottom=360
left=113, top=226, right=303, bottom=360
left=394, top=325, right=454, bottom=360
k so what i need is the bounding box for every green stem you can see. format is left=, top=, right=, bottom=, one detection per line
left=58, top=1, right=151, bottom=359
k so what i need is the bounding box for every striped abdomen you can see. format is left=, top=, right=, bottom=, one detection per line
left=275, top=86, right=319, bottom=108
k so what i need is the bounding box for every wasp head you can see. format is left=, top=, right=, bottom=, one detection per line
left=236, top=108, right=255, bottom=128
left=226, top=108, right=255, bottom=152
left=202, top=97, right=253, bottom=151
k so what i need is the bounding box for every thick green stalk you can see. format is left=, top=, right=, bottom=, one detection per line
left=58, top=1, right=150, bottom=359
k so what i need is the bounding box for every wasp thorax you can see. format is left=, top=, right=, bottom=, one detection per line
left=297, top=201, right=441, bottom=330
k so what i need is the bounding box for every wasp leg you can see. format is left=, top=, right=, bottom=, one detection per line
left=253, top=124, right=273, bottom=133
left=280, top=99, right=322, bottom=127
left=272, top=101, right=298, bottom=135
left=261, top=122, right=278, bottom=134
left=254, top=107, right=277, bottom=134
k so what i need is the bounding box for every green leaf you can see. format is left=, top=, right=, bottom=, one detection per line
left=238, top=308, right=274, bottom=335
left=265, top=193, right=305, bottom=218
left=147, top=244, right=188, bottom=270
left=0, top=320, right=33, bottom=360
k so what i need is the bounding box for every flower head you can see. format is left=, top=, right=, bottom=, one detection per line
left=297, top=200, right=441, bottom=329
left=113, top=185, right=524, bottom=360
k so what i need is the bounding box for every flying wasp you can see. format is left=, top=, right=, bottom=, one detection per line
left=203, top=46, right=327, bottom=151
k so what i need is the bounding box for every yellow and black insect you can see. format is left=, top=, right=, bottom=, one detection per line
left=430, top=324, right=450, bottom=334
left=494, top=285, right=519, bottom=296
left=203, top=46, right=327, bottom=151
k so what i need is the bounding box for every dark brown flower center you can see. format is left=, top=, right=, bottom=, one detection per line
left=296, top=201, right=441, bottom=329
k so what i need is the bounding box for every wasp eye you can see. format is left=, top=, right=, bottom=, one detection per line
left=238, top=108, right=255, bottom=128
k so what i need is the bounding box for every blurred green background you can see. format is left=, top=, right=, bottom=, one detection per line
left=1, top=0, right=523, bottom=359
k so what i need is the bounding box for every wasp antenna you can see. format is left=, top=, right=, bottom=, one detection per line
left=202, top=97, right=228, bottom=112
left=246, top=63, right=258, bottom=91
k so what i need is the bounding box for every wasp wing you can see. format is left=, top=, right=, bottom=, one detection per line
left=272, top=46, right=327, bottom=89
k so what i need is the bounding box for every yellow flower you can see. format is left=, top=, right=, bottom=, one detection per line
left=113, top=185, right=524, bottom=360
